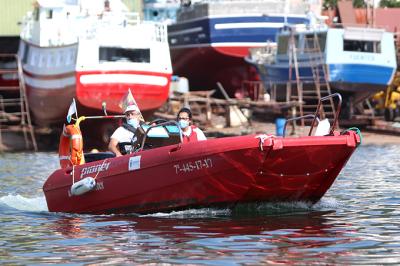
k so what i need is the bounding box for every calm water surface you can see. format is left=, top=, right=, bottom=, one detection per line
left=1, top=145, right=400, bottom=265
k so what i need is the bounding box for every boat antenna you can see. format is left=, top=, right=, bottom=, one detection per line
left=102, top=101, right=108, bottom=115
left=284, top=0, right=289, bottom=24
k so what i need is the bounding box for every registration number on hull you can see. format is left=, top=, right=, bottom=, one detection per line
left=174, top=158, right=213, bottom=174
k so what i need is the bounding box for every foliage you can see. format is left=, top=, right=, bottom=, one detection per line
left=322, top=0, right=367, bottom=10
left=380, top=0, right=400, bottom=7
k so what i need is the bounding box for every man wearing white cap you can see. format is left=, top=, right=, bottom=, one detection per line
left=108, top=104, right=144, bottom=156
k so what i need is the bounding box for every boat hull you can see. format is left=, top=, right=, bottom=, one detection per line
left=255, top=62, right=393, bottom=93
left=18, top=40, right=78, bottom=126
left=76, top=70, right=171, bottom=115
left=170, top=45, right=257, bottom=96
left=43, top=132, right=360, bottom=214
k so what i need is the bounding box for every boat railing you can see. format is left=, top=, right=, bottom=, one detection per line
left=330, top=23, right=391, bottom=31
left=283, top=93, right=342, bottom=137
left=283, top=114, right=316, bottom=137
left=138, top=120, right=183, bottom=152
left=154, top=23, right=168, bottom=43
left=308, top=93, right=342, bottom=136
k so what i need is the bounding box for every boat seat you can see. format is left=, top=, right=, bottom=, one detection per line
left=84, top=151, right=115, bottom=163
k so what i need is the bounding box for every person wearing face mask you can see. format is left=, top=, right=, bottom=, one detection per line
left=108, top=105, right=145, bottom=156
left=177, top=107, right=207, bottom=143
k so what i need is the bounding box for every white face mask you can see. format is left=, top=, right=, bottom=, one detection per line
left=127, top=118, right=139, bottom=128
left=179, top=119, right=189, bottom=129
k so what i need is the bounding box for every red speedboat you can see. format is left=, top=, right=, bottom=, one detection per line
left=43, top=94, right=360, bottom=214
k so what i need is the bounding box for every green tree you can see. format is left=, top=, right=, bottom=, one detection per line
left=323, top=0, right=366, bottom=10
left=380, top=0, right=400, bottom=7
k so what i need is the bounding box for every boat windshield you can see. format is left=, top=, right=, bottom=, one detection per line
left=140, top=124, right=181, bottom=150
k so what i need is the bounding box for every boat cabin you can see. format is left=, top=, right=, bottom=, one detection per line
left=85, top=121, right=182, bottom=163
left=21, top=0, right=79, bottom=47
left=273, top=25, right=392, bottom=68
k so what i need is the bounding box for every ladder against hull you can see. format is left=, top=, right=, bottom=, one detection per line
left=287, top=29, right=336, bottom=130
left=0, top=54, right=37, bottom=151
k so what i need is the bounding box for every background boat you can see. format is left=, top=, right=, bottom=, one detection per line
left=167, top=0, right=319, bottom=97
left=18, top=0, right=79, bottom=126
left=246, top=24, right=397, bottom=118
left=18, top=0, right=172, bottom=127
left=75, top=11, right=172, bottom=118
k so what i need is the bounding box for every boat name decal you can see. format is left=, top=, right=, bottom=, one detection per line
left=174, top=158, right=213, bottom=174
left=80, top=162, right=110, bottom=178
left=348, top=53, right=374, bottom=61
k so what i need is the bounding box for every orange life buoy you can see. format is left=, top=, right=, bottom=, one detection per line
left=59, top=124, right=85, bottom=168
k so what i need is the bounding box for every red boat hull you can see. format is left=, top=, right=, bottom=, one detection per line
left=170, top=46, right=259, bottom=97
left=76, top=70, right=171, bottom=115
left=43, top=131, right=360, bottom=214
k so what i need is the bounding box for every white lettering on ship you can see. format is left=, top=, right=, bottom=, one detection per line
left=80, top=162, right=110, bottom=178
left=174, top=158, right=213, bottom=174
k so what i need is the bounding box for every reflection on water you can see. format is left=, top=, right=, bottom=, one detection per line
left=1, top=146, right=400, bottom=264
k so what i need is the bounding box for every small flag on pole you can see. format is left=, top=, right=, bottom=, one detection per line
left=119, top=88, right=144, bottom=120
left=66, top=98, right=78, bottom=123
left=119, top=88, right=137, bottom=111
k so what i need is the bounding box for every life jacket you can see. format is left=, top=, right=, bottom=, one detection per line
left=182, top=125, right=199, bottom=144
left=118, top=122, right=145, bottom=154
left=59, top=124, right=85, bottom=168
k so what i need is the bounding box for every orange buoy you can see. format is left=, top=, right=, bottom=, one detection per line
left=59, top=124, right=85, bottom=168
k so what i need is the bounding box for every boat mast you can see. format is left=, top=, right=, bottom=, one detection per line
left=284, top=0, right=289, bottom=24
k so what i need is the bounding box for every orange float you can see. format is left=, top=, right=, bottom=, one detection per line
left=59, top=124, right=85, bottom=168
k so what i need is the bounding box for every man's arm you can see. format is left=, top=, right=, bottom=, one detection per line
left=108, top=138, right=122, bottom=157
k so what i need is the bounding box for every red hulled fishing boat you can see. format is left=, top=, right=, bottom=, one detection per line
left=43, top=94, right=360, bottom=214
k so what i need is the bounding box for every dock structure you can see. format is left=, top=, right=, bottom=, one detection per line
left=155, top=81, right=299, bottom=131
left=0, top=54, right=37, bottom=152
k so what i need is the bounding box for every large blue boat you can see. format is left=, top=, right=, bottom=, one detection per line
left=246, top=24, right=397, bottom=115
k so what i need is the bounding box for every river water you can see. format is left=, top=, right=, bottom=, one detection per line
left=1, top=144, right=399, bottom=265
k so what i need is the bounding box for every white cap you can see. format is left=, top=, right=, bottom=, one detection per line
left=124, top=105, right=140, bottom=114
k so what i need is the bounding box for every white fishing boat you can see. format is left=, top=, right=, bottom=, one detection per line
left=18, top=0, right=172, bottom=126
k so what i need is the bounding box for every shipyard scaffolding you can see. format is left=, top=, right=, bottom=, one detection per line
left=0, top=54, right=37, bottom=151
left=286, top=27, right=337, bottom=133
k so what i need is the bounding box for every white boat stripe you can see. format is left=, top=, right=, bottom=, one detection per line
left=24, top=75, right=75, bottom=90
left=214, top=22, right=284, bottom=30
left=170, top=42, right=271, bottom=50
left=168, top=27, right=203, bottom=37
left=79, top=74, right=168, bottom=86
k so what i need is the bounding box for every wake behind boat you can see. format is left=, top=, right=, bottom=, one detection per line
left=43, top=93, right=360, bottom=214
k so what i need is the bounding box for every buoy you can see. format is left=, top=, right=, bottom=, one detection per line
left=70, top=177, right=96, bottom=196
